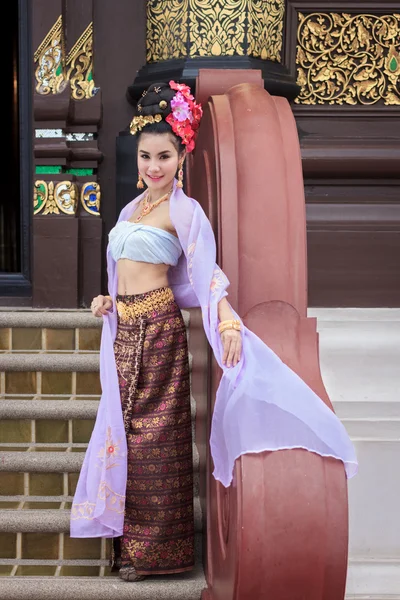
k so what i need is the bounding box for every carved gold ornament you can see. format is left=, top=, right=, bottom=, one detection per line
left=248, top=0, right=285, bottom=61
left=295, top=12, right=400, bottom=105
left=34, top=180, right=48, bottom=215
left=81, top=182, right=101, bottom=216
left=147, top=0, right=189, bottom=61
left=34, top=181, right=78, bottom=215
left=146, top=0, right=284, bottom=62
left=34, top=16, right=67, bottom=95
left=66, top=22, right=96, bottom=100
left=189, top=0, right=247, bottom=57
left=54, top=181, right=78, bottom=215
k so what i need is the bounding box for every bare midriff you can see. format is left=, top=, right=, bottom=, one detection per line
left=116, top=259, right=170, bottom=295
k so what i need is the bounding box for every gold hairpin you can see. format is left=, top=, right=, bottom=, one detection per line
left=130, top=114, right=163, bottom=135
left=142, top=90, right=147, bottom=97
left=159, top=100, right=167, bottom=109
left=154, top=86, right=161, bottom=94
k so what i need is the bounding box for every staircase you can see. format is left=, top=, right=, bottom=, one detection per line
left=310, top=308, right=400, bottom=600
left=0, top=309, right=205, bottom=599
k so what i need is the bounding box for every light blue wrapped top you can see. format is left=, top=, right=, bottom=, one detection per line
left=108, top=221, right=182, bottom=266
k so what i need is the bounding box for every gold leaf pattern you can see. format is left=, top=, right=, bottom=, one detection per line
left=248, top=0, right=285, bottom=61
left=147, top=0, right=189, bottom=62
left=34, top=16, right=67, bottom=95
left=295, top=12, right=400, bottom=105
left=54, top=181, right=78, bottom=215
left=66, top=22, right=96, bottom=100
left=42, top=182, right=60, bottom=215
left=146, top=0, right=285, bottom=62
left=189, top=0, right=247, bottom=57
left=33, top=181, right=48, bottom=215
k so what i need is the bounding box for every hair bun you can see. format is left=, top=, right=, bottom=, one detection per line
left=135, top=82, right=174, bottom=118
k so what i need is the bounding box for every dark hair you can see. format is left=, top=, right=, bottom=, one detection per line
left=134, top=82, right=185, bottom=154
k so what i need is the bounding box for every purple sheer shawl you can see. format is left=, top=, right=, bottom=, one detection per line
left=70, top=180, right=358, bottom=538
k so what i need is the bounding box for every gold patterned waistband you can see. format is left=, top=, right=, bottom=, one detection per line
left=116, top=287, right=175, bottom=323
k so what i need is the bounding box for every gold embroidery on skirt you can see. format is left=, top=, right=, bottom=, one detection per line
left=116, top=287, right=174, bottom=323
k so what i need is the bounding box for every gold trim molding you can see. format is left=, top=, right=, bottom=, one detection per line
left=34, top=16, right=67, bottom=95
left=295, top=12, right=400, bottom=106
left=66, top=23, right=97, bottom=100
left=146, top=0, right=285, bottom=63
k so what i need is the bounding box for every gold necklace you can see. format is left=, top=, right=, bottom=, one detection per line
left=133, top=188, right=172, bottom=223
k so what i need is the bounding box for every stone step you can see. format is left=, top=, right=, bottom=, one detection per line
left=0, top=352, right=192, bottom=372
left=339, top=417, right=400, bottom=440
left=0, top=564, right=205, bottom=599
left=0, top=354, right=99, bottom=372
left=334, top=400, right=400, bottom=420
left=0, top=400, right=99, bottom=420
left=0, top=497, right=203, bottom=532
left=0, top=396, right=197, bottom=421
left=0, top=447, right=200, bottom=474
left=0, top=309, right=190, bottom=329
left=0, top=311, right=101, bottom=329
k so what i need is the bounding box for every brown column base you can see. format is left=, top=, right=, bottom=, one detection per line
left=33, top=217, right=78, bottom=308
left=78, top=216, right=103, bottom=308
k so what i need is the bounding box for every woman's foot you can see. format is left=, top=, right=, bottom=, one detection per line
left=118, top=565, right=147, bottom=582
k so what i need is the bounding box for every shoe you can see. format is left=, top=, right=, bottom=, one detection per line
left=118, top=566, right=147, bottom=582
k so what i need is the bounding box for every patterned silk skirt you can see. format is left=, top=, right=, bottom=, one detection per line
left=113, top=287, right=194, bottom=576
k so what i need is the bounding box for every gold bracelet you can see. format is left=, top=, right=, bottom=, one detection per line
left=218, top=319, right=241, bottom=333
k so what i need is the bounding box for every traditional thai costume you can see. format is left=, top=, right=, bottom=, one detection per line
left=71, top=180, right=358, bottom=576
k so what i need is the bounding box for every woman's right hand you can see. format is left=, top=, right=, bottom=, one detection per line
left=90, top=295, right=113, bottom=317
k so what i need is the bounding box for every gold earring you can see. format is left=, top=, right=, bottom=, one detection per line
left=176, top=161, right=184, bottom=189
left=137, top=173, right=144, bottom=189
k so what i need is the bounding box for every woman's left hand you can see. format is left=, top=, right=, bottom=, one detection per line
left=221, top=329, right=242, bottom=368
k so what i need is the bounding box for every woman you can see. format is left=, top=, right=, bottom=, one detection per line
left=70, top=81, right=357, bottom=582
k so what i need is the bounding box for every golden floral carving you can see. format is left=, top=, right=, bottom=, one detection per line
left=33, top=181, right=47, bottom=215
left=34, top=181, right=78, bottom=215
left=146, top=0, right=285, bottom=61
left=295, top=12, right=400, bottom=105
left=81, top=182, right=101, bottom=216
left=42, top=181, right=59, bottom=215
left=66, top=22, right=96, bottom=100
left=54, top=181, right=78, bottom=215
left=34, top=16, right=67, bottom=95
left=147, top=0, right=189, bottom=62
left=248, top=0, right=285, bottom=62
left=189, top=0, right=247, bottom=57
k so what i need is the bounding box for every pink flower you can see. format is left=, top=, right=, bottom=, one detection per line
left=169, top=80, right=194, bottom=101
left=171, top=92, right=192, bottom=122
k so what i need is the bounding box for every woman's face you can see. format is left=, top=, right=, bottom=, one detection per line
left=137, top=133, right=182, bottom=197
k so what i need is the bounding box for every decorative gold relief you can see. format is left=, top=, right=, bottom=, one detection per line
left=54, top=182, right=78, bottom=215
left=81, top=182, right=101, bottom=216
left=189, top=0, right=246, bottom=57
left=147, top=0, right=285, bottom=62
left=34, top=181, right=48, bottom=215
left=34, top=181, right=78, bottom=215
left=248, top=0, right=285, bottom=62
left=34, top=16, right=67, bottom=95
left=146, top=0, right=189, bottom=62
left=43, top=182, right=59, bottom=215
left=66, top=23, right=96, bottom=100
left=296, top=12, right=400, bottom=105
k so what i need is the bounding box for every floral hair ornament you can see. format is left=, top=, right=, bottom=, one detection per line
left=166, top=80, right=203, bottom=153
left=129, top=81, right=203, bottom=152
left=129, top=113, right=162, bottom=135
